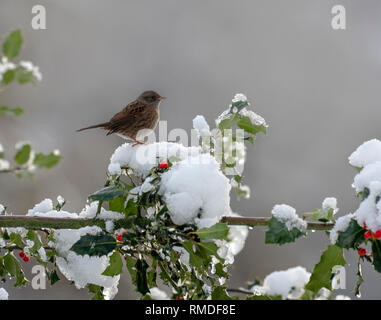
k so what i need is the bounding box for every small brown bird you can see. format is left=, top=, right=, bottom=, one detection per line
left=77, top=90, right=165, bottom=146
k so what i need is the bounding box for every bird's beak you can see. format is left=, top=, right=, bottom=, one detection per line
left=159, top=96, right=166, bottom=100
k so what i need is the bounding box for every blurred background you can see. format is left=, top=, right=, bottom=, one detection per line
left=0, top=0, right=380, bottom=299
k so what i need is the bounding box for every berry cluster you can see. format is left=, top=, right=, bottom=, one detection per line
left=116, top=231, right=127, bottom=242
left=19, top=251, right=29, bottom=262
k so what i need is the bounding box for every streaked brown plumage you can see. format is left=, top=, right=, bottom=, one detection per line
left=77, top=90, right=165, bottom=145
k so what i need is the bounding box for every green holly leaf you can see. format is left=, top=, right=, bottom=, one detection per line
left=46, top=269, right=60, bottom=285
left=211, top=286, right=234, bottom=300
left=182, top=241, right=204, bottom=270
left=102, top=251, right=123, bottom=276
left=108, top=196, right=126, bottom=213
left=89, top=186, right=125, bottom=201
left=305, top=245, right=346, bottom=294
left=218, top=114, right=238, bottom=131
left=125, top=256, right=137, bottom=284
left=246, top=294, right=282, bottom=300
left=231, top=100, right=249, bottom=112
left=336, top=219, right=365, bottom=249
left=303, top=208, right=334, bottom=223
left=33, top=152, right=61, bottom=169
left=3, top=253, right=27, bottom=287
left=87, top=284, right=104, bottom=300
left=193, top=223, right=229, bottom=241
left=27, top=230, right=42, bottom=252
left=70, top=233, right=116, bottom=257
left=14, top=144, right=31, bottom=165
left=237, top=116, right=267, bottom=135
left=0, top=106, right=24, bottom=116
left=3, top=29, right=22, bottom=59
left=265, top=217, right=306, bottom=245
left=372, top=240, right=381, bottom=273
left=1, top=70, right=15, bottom=85
left=135, top=259, right=149, bottom=295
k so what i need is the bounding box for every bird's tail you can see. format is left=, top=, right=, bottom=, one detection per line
left=76, top=122, right=109, bottom=132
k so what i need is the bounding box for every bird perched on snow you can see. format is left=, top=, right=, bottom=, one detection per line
left=77, top=90, right=165, bottom=146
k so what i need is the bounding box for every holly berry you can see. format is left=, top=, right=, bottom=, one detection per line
left=374, top=230, right=381, bottom=239
left=23, top=256, right=30, bottom=262
left=116, top=231, right=126, bottom=242
left=176, top=296, right=181, bottom=300
left=160, top=161, right=168, bottom=169
left=364, top=231, right=372, bottom=239
left=363, top=224, right=368, bottom=229
left=19, top=251, right=25, bottom=258
left=358, top=248, right=367, bottom=256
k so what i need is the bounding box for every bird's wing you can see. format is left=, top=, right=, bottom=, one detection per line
left=106, top=101, right=158, bottom=137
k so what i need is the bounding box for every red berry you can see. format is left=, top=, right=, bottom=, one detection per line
left=358, top=248, right=367, bottom=256
left=363, top=224, right=368, bottom=229
left=19, top=251, right=25, bottom=258
left=23, top=256, right=30, bottom=262
left=374, top=230, right=381, bottom=239
left=364, top=231, right=372, bottom=239
left=176, top=296, right=181, bottom=300
left=160, top=162, right=168, bottom=169
left=116, top=231, right=126, bottom=242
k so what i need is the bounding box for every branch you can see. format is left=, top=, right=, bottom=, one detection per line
left=0, top=215, right=334, bottom=230
left=221, top=216, right=334, bottom=230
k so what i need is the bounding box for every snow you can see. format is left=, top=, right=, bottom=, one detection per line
left=322, top=197, right=338, bottom=212
left=0, top=204, right=4, bottom=214
left=57, top=195, right=65, bottom=205
left=108, top=142, right=201, bottom=177
left=232, top=93, right=248, bottom=103
left=239, top=108, right=268, bottom=127
left=193, top=115, right=211, bottom=137
left=159, top=153, right=231, bottom=226
left=0, top=143, right=3, bottom=153
left=149, top=287, right=169, bottom=300
left=0, top=159, right=10, bottom=170
left=349, top=139, right=381, bottom=168
left=271, top=204, right=307, bottom=232
left=330, top=213, right=354, bottom=244
left=19, top=60, right=42, bottom=82
left=0, top=288, right=9, bottom=300
left=253, top=266, right=311, bottom=299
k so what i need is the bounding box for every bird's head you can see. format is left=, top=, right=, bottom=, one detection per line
left=138, top=90, right=166, bottom=107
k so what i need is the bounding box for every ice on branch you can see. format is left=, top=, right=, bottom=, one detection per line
left=252, top=266, right=310, bottom=299
left=272, top=204, right=307, bottom=232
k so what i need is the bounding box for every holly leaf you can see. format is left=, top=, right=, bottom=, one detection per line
left=303, top=208, right=334, bottom=223
left=218, top=114, right=238, bottom=131
left=193, top=223, right=229, bottom=241
left=89, top=186, right=125, bottom=201
left=3, top=29, right=22, bottom=59
left=135, top=259, right=149, bottom=295
left=70, top=233, right=116, bottom=257
left=182, top=241, right=204, bottom=270
left=1, top=70, right=15, bottom=85
left=14, top=144, right=31, bottom=165
left=3, top=253, right=27, bottom=287
left=108, top=196, right=126, bottom=213
left=0, top=106, right=24, bottom=116
left=265, top=217, right=306, bottom=245
left=211, top=286, right=235, bottom=300
left=336, top=219, right=365, bottom=249
left=237, top=116, right=267, bottom=135
left=372, top=240, right=381, bottom=273
left=87, top=284, right=104, bottom=300
left=102, top=251, right=123, bottom=276
left=305, top=245, right=346, bottom=294
left=33, top=152, right=61, bottom=169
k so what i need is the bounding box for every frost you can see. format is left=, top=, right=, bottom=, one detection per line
left=271, top=204, right=307, bottom=232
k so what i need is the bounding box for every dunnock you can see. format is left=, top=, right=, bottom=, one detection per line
left=77, top=90, right=165, bottom=145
